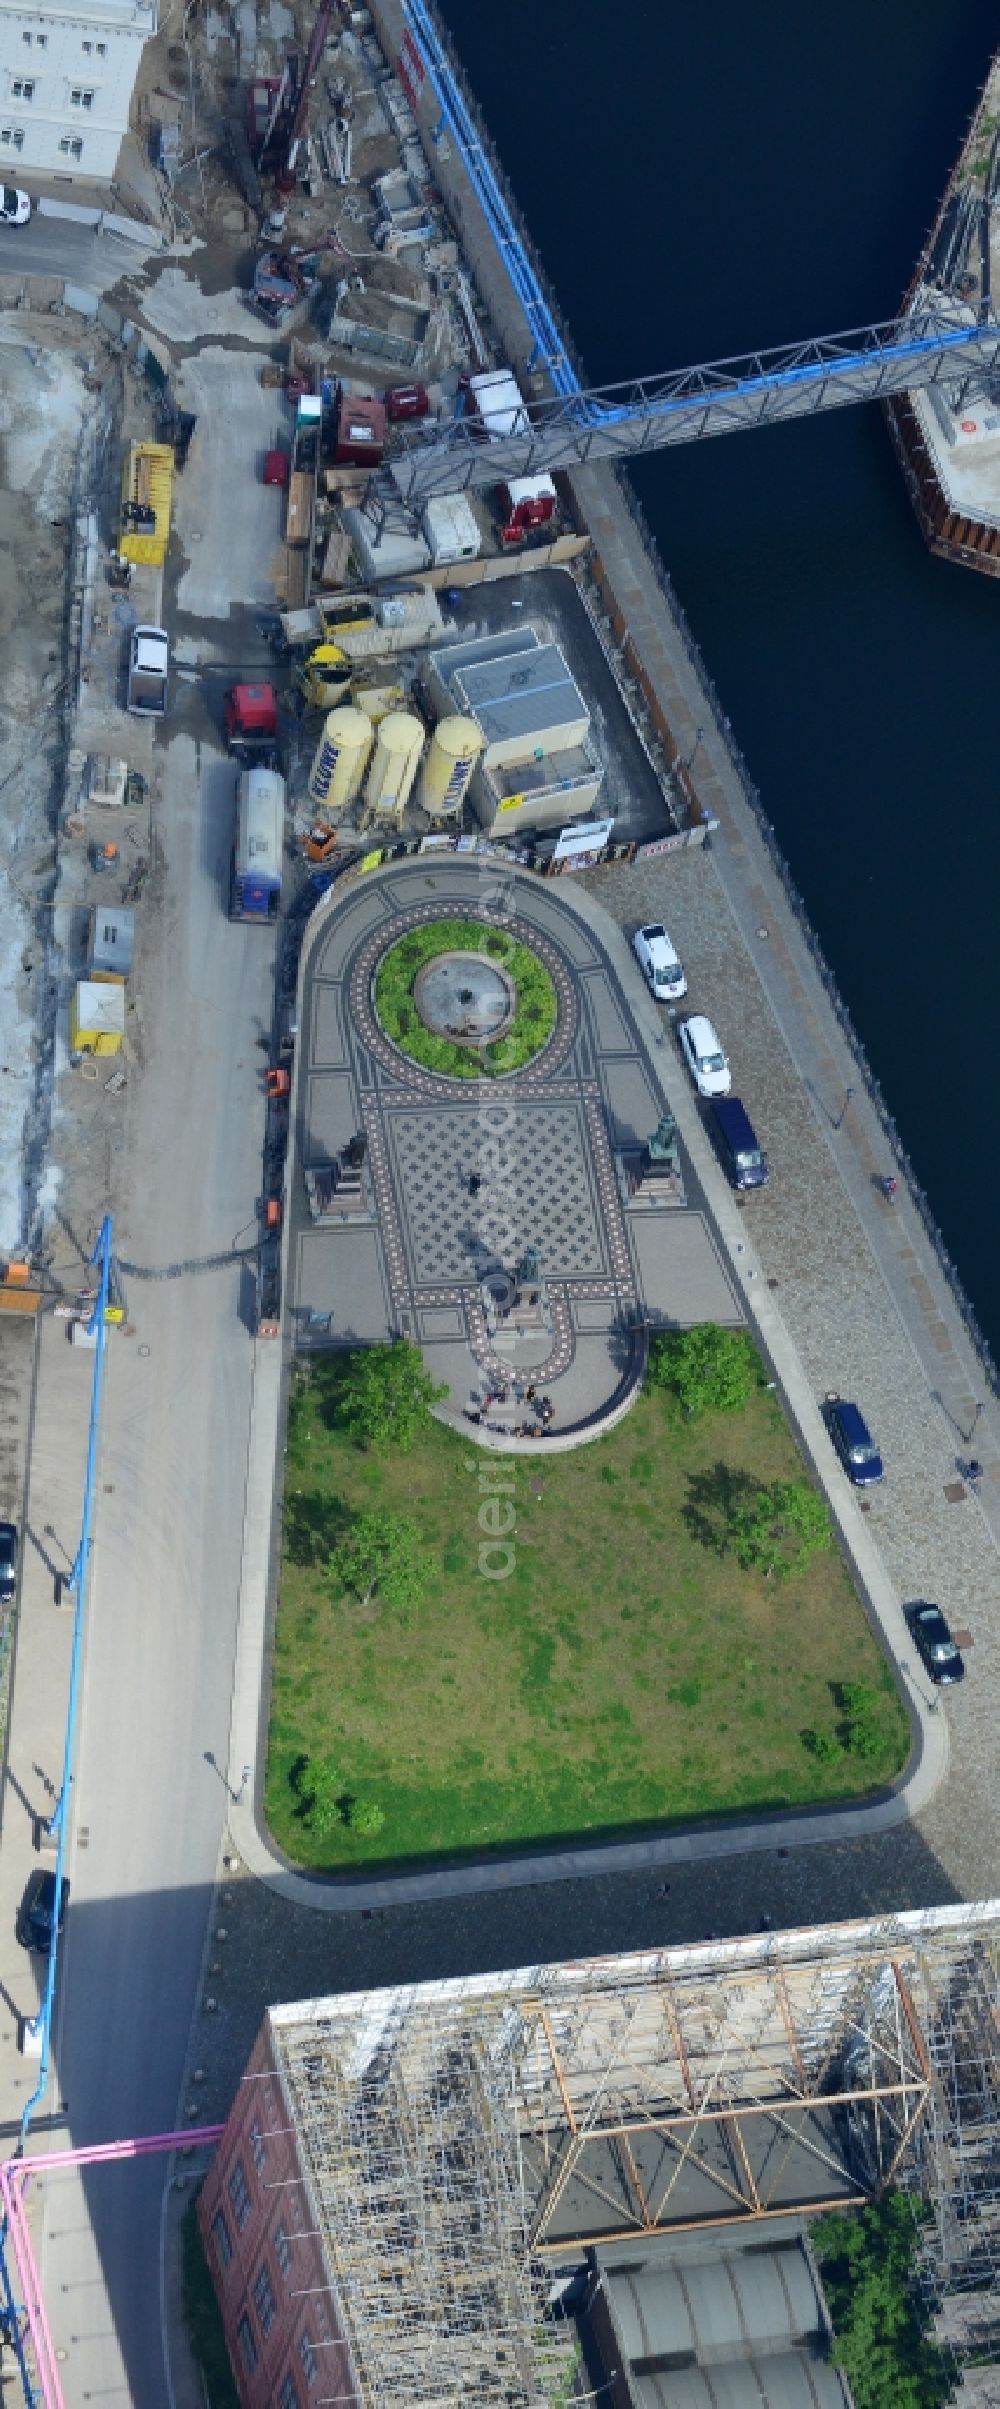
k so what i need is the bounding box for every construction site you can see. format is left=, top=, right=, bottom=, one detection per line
left=194, top=1901, right=1000, bottom=2409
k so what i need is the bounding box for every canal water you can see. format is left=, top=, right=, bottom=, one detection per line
left=436, top=0, right=1000, bottom=1356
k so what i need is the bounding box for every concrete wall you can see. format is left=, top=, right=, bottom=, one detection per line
left=197, top=2019, right=357, bottom=2409
left=0, top=0, right=153, bottom=179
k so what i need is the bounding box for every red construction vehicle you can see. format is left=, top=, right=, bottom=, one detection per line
left=224, top=684, right=280, bottom=762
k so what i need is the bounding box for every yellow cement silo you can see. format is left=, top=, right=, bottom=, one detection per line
left=419, top=714, right=483, bottom=819
left=363, top=711, right=424, bottom=827
left=307, top=706, right=373, bottom=812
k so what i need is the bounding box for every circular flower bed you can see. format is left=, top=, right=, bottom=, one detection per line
left=373, top=918, right=558, bottom=1079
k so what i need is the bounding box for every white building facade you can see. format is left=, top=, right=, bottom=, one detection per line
left=0, top=0, right=154, bottom=182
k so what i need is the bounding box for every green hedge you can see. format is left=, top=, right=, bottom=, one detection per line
left=373, top=918, right=557, bottom=1079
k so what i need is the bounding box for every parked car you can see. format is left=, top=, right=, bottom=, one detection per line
left=632, top=922, right=687, bottom=1001
left=16, top=1869, right=69, bottom=1955
left=708, top=1096, right=768, bottom=1190
left=826, top=1395, right=884, bottom=1486
left=0, top=1521, right=17, bottom=1604
left=907, top=1601, right=965, bottom=1685
left=0, top=187, right=32, bottom=228
left=678, top=1013, right=731, bottom=1097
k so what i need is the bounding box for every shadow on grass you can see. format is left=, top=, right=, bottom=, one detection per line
left=682, top=1462, right=763, bottom=1556
left=282, top=1488, right=352, bottom=1568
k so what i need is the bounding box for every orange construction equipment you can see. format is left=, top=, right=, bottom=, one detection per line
left=265, top=1198, right=282, bottom=1230
left=265, top=1067, right=291, bottom=1099
left=303, top=822, right=337, bottom=863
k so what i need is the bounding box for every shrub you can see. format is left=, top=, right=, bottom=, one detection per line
left=649, top=1325, right=760, bottom=1419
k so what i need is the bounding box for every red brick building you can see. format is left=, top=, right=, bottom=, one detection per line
left=197, top=2016, right=358, bottom=2409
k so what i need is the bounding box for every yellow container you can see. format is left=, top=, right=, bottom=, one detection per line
left=71, top=981, right=125, bottom=1055
left=119, top=441, right=173, bottom=566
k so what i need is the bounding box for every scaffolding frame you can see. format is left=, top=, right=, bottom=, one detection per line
left=266, top=1906, right=1000, bottom=2409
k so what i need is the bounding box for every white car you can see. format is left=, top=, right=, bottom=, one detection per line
left=0, top=187, right=32, bottom=228
left=632, top=921, right=687, bottom=1001
left=678, top=1012, right=731, bottom=1096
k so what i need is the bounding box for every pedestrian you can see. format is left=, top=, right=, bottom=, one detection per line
left=967, top=1458, right=983, bottom=1484
left=469, top=1172, right=482, bottom=1197
left=881, top=1175, right=898, bottom=1200
left=525, top=1383, right=537, bottom=1403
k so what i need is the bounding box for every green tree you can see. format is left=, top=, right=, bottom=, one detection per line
left=331, top=1510, right=428, bottom=1614
left=813, top=2194, right=954, bottom=2409
left=339, top=1342, right=446, bottom=1452
left=728, top=1478, right=831, bottom=1579
left=303, top=1759, right=344, bottom=1837
left=648, top=1324, right=759, bottom=1419
left=346, top=1798, right=385, bottom=1839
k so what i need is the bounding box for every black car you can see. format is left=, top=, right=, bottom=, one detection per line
left=907, top=1602, right=966, bottom=1686
left=826, top=1396, right=884, bottom=1486
left=0, top=1522, right=17, bottom=1604
left=16, top=1869, right=69, bottom=1955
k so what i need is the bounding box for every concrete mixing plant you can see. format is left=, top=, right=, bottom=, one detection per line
left=419, top=714, right=483, bottom=820
left=307, top=705, right=373, bottom=812
left=363, top=710, right=424, bottom=827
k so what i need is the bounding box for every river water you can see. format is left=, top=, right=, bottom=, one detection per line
left=435, top=0, right=1000, bottom=1356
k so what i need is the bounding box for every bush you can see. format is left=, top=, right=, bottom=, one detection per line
left=813, top=2194, right=954, bottom=2409
left=649, top=1325, right=760, bottom=1419
left=347, top=1798, right=385, bottom=1838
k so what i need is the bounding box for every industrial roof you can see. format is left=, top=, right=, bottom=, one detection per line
left=591, top=2221, right=855, bottom=2409
left=433, top=626, right=589, bottom=746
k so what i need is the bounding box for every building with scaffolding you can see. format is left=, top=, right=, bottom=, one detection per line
left=197, top=1898, right=1000, bottom=2409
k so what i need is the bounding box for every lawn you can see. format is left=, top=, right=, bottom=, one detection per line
left=373, top=917, right=557, bottom=1077
left=265, top=1366, right=910, bottom=1870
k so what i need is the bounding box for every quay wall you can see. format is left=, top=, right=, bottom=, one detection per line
left=367, top=0, right=998, bottom=1396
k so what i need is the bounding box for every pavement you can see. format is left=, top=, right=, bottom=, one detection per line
left=0, top=208, right=157, bottom=293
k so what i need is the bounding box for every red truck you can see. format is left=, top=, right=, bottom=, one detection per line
left=224, top=683, right=279, bottom=764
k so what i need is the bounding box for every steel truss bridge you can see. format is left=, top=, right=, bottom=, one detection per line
left=389, top=313, right=1000, bottom=503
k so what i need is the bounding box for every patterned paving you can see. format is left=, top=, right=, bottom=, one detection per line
left=388, top=1102, right=609, bottom=1287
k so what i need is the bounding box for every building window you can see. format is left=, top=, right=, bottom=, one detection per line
left=210, top=2210, right=233, bottom=2270
left=249, top=2120, right=266, bottom=2174
left=299, top=2330, right=317, bottom=2387
left=96, top=39, right=106, bottom=53
left=236, top=2315, right=258, bottom=2374
left=35, top=31, right=46, bottom=44
left=70, top=87, right=94, bottom=109
left=21, top=32, right=31, bottom=45
left=0, top=128, right=25, bottom=149
left=278, top=2378, right=299, bottom=2409
left=227, top=2160, right=252, bottom=2231
left=253, top=2261, right=277, bottom=2337
left=11, top=80, right=34, bottom=101
left=81, top=38, right=91, bottom=51
left=58, top=135, right=82, bottom=157
left=274, top=2222, right=292, bottom=2279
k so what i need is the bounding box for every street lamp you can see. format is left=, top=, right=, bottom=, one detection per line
left=682, top=725, right=706, bottom=773
left=833, top=1084, right=854, bottom=1130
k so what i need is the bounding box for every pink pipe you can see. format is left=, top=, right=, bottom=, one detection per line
left=0, top=2123, right=225, bottom=2409
left=1, top=2162, right=64, bottom=2409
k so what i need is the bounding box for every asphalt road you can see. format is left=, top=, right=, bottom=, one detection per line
left=2, top=206, right=156, bottom=292
left=36, top=726, right=275, bottom=2405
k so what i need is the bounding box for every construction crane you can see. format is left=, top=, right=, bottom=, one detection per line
left=391, top=0, right=1000, bottom=505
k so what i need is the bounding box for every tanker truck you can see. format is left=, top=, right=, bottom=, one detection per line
left=230, top=764, right=285, bottom=923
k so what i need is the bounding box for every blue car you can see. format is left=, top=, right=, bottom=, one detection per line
left=826, top=1396, right=883, bottom=1486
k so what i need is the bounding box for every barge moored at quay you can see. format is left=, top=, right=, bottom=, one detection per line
left=888, top=44, right=1000, bottom=577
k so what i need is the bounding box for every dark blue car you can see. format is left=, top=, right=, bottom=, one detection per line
left=827, top=1396, right=883, bottom=1486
